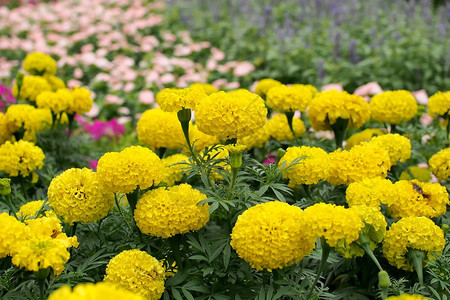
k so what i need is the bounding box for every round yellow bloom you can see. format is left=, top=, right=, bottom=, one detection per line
left=6, top=104, right=52, bottom=142
left=308, top=90, right=370, bottom=131
left=386, top=295, right=428, bottom=300
left=36, top=89, right=74, bottom=114
left=23, top=52, right=57, bottom=75
left=266, top=84, right=313, bottom=112
left=48, top=168, right=114, bottom=224
left=345, top=128, right=385, bottom=149
left=327, top=143, right=391, bottom=185
left=0, top=113, right=13, bottom=144
left=388, top=180, right=448, bottom=219
left=303, top=203, right=363, bottom=247
left=195, top=90, right=267, bottom=140
left=254, top=78, right=282, bottom=98
left=399, top=166, right=432, bottom=182
left=429, top=148, right=450, bottom=181
left=382, top=217, right=445, bottom=271
left=156, top=86, right=207, bottom=112
left=161, top=154, right=189, bottom=186
left=370, top=134, right=411, bottom=165
left=428, top=91, right=450, bottom=117
left=43, top=74, right=66, bottom=91
left=346, top=178, right=398, bottom=208
left=190, top=83, right=218, bottom=95
left=238, top=123, right=270, bottom=149
left=134, top=184, right=210, bottom=238
left=12, top=75, right=51, bottom=101
left=16, top=200, right=56, bottom=220
left=335, top=205, right=387, bottom=258
left=0, top=212, right=27, bottom=258
left=230, top=201, right=316, bottom=271
left=97, top=146, right=164, bottom=194
left=370, top=90, right=418, bottom=124
left=292, top=84, right=318, bottom=97
left=48, top=282, right=145, bottom=300
left=189, top=123, right=219, bottom=152
left=0, top=140, right=45, bottom=181
left=137, top=108, right=185, bottom=149
left=266, top=114, right=306, bottom=142
left=104, top=249, right=166, bottom=299
left=278, top=146, right=329, bottom=185
left=67, top=87, right=93, bottom=115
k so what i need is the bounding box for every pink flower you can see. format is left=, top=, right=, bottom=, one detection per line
left=139, top=90, right=155, bottom=104
left=212, top=47, right=225, bottom=61
left=88, top=160, right=98, bottom=170
left=105, top=94, right=124, bottom=105
left=0, top=83, right=15, bottom=111
left=118, top=107, right=130, bottom=115
left=81, top=118, right=126, bottom=142
left=85, top=102, right=100, bottom=118
left=233, top=61, right=255, bottom=77
left=420, top=113, right=433, bottom=127
left=160, top=73, right=175, bottom=84
left=212, top=79, right=227, bottom=89
left=74, top=68, right=83, bottom=79
left=67, top=79, right=82, bottom=88
left=321, top=83, right=344, bottom=92
left=174, top=44, right=192, bottom=56
left=264, top=153, right=276, bottom=165
left=354, top=82, right=383, bottom=97
left=224, top=81, right=240, bottom=90
left=412, top=90, right=429, bottom=105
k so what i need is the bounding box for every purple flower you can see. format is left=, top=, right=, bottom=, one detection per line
left=88, top=160, right=98, bottom=170
left=263, top=153, right=277, bottom=165
left=77, top=117, right=125, bottom=142
left=0, top=83, right=15, bottom=111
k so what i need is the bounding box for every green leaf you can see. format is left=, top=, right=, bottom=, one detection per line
left=172, top=288, right=183, bottom=300
left=223, top=244, right=231, bottom=270
left=181, top=288, right=195, bottom=300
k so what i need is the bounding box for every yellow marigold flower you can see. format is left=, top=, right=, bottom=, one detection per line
left=254, top=78, right=282, bottom=98
left=388, top=180, right=448, bottom=219
left=67, top=87, right=93, bottom=115
left=303, top=203, right=363, bottom=247
left=308, top=90, right=370, bottom=131
left=345, top=128, right=385, bottom=149
left=399, top=166, right=432, bottom=182
left=382, top=217, right=445, bottom=271
left=428, top=91, right=450, bottom=117
left=161, top=154, right=189, bottom=186
left=370, top=90, right=418, bottom=124
left=23, top=52, right=57, bottom=75
left=6, top=104, right=52, bottom=142
left=43, top=74, right=66, bottom=91
left=0, top=212, right=27, bottom=258
left=266, top=84, right=313, bottom=112
left=137, top=108, right=185, bottom=150
left=327, top=143, right=391, bottom=185
left=335, top=205, right=387, bottom=258
left=429, top=148, right=450, bottom=181
left=12, top=75, right=51, bottom=101
left=0, top=140, right=44, bottom=181
left=292, top=84, right=318, bottom=97
left=36, top=89, right=74, bottom=114
left=0, top=113, right=13, bottom=144
left=386, top=295, right=429, bottom=300
left=346, top=177, right=398, bottom=208
left=195, top=90, right=267, bottom=140
left=16, top=200, right=56, bottom=220
left=104, top=249, right=166, bottom=299
left=238, top=123, right=270, bottom=149
left=25, top=215, right=78, bottom=249
left=134, top=184, right=210, bottom=238
left=278, top=146, right=329, bottom=185
left=48, top=168, right=114, bottom=224
left=156, top=86, right=207, bottom=112
left=266, top=114, right=306, bottom=142
left=189, top=123, right=219, bottom=152
left=190, top=83, right=218, bottom=95
left=370, top=134, right=411, bottom=165
left=48, top=282, right=146, bottom=300
left=97, top=146, right=164, bottom=194
left=230, top=201, right=316, bottom=271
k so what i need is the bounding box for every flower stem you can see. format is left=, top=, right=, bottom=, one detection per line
left=330, top=117, right=348, bottom=149
left=358, top=235, right=383, bottom=271
left=285, top=111, right=298, bottom=143
left=229, top=167, right=238, bottom=193
left=407, top=249, right=426, bottom=286
left=169, top=234, right=183, bottom=272
left=307, top=238, right=330, bottom=298
left=178, top=108, right=201, bottom=165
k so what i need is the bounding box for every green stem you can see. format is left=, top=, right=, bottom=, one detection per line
left=330, top=118, right=348, bottom=149
left=390, top=124, right=397, bottom=134
left=126, top=186, right=141, bottom=217
left=178, top=108, right=201, bottom=165
left=407, top=249, right=426, bottom=286
left=67, top=113, right=75, bottom=138
left=157, top=147, right=167, bottom=159
left=358, top=235, right=383, bottom=271
left=285, top=111, right=298, bottom=143
left=169, top=234, right=183, bottom=272
left=229, top=167, right=238, bottom=194
left=307, top=239, right=330, bottom=298
left=35, top=268, right=50, bottom=300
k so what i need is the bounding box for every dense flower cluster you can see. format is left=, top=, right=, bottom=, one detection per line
left=36, top=89, right=74, bottom=114
left=134, top=184, right=210, bottom=238
left=137, top=108, right=185, bottom=149
left=22, top=52, right=57, bottom=76
left=104, top=249, right=166, bottom=299
left=0, top=212, right=27, bottom=258
left=97, top=146, right=164, bottom=194
left=303, top=203, right=363, bottom=247
left=382, top=217, right=445, bottom=271
left=254, top=78, right=282, bottom=98
left=427, top=91, right=450, bottom=117
left=68, top=87, right=93, bottom=115
left=345, top=128, right=385, bottom=149
left=48, top=282, right=145, bottom=300
left=0, top=140, right=45, bottom=182
left=238, top=123, right=270, bottom=149
left=308, top=90, right=370, bottom=131
left=156, top=86, right=207, bottom=111
left=230, top=201, right=316, bottom=270
left=266, top=114, right=305, bottom=141
left=370, top=134, right=411, bottom=165
left=190, top=83, right=218, bottom=95
left=429, top=148, right=450, bottom=181
left=5, top=104, right=52, bottom=141
left=386, top=295, right=428, bottom=300
left=326, top=143, right=391, bottom=185
left=195, top=90, right=267, bottom=139
left=370, top=90, right=418, bottom=124
left=387, top=180, right=448, bottom=219
left=278, top=146, right=329, bottom=185
left=161, top=154, right=189, bottom=186
left=47, top=168, right=114, bottom=224
left=0, top=113, right=12, bottom=144
left=12, top=75, right=51, bottom=101
left=44, top=74, right=66, bottom=91
left=266, top=84, right=313, bottom=112
left=346, top=178, right=398, bottom=208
